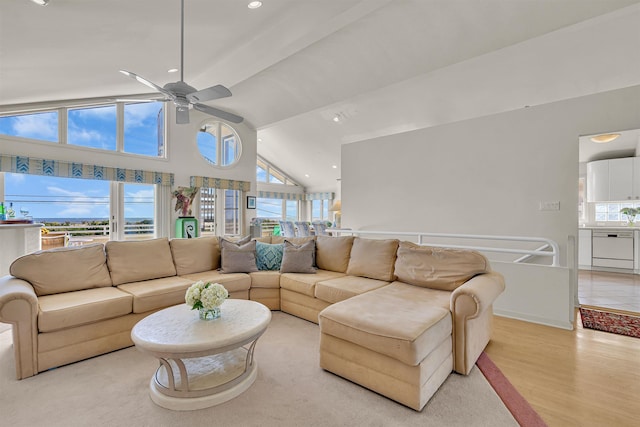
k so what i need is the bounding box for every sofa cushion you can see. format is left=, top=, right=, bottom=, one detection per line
left=180, top=271, right=251, bottom=293
left=315, top=276, right=391, bottom=304
left=319, top=284, right=452, bottom=366
left=37, top=287, right=133, bottom=333
left=280, top=240, right=316, bottom=274
left=256, top=242, right=283, bottom=271
left=117, top=276, right=194, bottom=313
left=10, top=243, right=112, bottom=296
left=106, top=238, right=177, bottom=286
left=220, top=238, right=258, bottom=273
left=249, top=271, right=281, bottom=288
left=280, top=269, right=346, bottom=297
left=170, top=236, right=221, bottom=275
left=346, top=238, right=399, bottom=281
left=315, top=236, right=355, bottom=273
left=394, top=242, right=490, bottom=291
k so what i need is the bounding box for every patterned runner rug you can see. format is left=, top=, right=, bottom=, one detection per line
left=579, top=305, right=640, bottom=338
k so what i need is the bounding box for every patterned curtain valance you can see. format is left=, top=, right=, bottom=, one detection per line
left=190, top=176, right=251, bottom=192
left=305, top=192, right=335, bottom=200
left=257, top=191, right=304, bottom=201
left=0, top=154, right=173, bottom=185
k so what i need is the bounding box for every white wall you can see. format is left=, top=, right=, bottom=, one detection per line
left=341, top=84, right=640, bottom=327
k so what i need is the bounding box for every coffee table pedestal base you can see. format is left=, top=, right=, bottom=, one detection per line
left=149, top=361, right=258, bottom=411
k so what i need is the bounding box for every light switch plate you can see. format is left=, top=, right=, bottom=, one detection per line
left=539, top=201, right=560, bottom=211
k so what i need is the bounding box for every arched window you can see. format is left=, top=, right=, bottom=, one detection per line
left=197, top=121, right=242, bottom=167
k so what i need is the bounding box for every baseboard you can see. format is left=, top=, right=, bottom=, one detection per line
left=494, top=309, right=574, bottom=330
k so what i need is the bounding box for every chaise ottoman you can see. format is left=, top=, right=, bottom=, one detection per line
left=318, top=284, right=453, bottom=411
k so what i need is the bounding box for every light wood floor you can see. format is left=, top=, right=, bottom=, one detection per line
left=579, top=270, right=640, bottom=313
left=486, top=313, right=640, bottom=427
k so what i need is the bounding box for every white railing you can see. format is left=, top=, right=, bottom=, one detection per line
left=328, top=229, right=561, bottom=267
left=43, top=224, right=154, bottom=236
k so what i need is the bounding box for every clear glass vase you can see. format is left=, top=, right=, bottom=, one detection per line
left=198, top=306, right=221, bottom=320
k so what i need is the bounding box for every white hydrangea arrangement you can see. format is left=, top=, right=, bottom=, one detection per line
left=185, top=281, right=228, bottom=310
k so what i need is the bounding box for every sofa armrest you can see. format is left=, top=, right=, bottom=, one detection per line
left=0, top=276, right=39, bottom=379
left=449, top=271, right=505, bottom=375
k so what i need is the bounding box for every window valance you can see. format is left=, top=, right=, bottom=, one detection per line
left=190, top=176, right=251, bottom=192
left=0, top=154, right=173, bottom=185
left=306, top=192, right=335, bottom=200
left=257, top=191, right=304, bottom=200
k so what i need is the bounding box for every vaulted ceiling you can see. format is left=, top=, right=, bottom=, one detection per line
left=2, top=0, right=639, bottom=191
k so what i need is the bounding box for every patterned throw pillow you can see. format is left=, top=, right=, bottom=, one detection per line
left=256, top=242, right=284, bottom=271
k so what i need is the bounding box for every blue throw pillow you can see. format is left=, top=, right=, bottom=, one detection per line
left=256, top=242, right=284, bottom=271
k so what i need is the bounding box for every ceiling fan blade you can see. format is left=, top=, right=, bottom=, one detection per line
left=176, top=106, right=190, bottom=124
left=119, top=70, right=175, bottom=100
left=193, top=103, right=243, bottom=124
left=186, top=85, right=232, bottom=103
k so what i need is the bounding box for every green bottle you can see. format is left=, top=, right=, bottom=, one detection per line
left=0, top=202, right=5, bottom=221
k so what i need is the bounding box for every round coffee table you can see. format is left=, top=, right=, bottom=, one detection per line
left=131, top=299, right=271, bottom=411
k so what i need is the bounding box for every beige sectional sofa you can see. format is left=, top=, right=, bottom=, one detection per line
left=0, top=234, right=504, bottom=411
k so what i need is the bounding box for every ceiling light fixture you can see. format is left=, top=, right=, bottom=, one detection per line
left=304, top=174, right=310, bottom=178
left=31, top=0, right=50, bottom=5
left=590, top=133, right=621, bottom=143
left=332, top=165, right=337, bottom=169
left=248, top=1, right=262, bottom=9
left=333, top=115, right=341, bottom=123
left=167, top=68, right=179, bottom=73
left=257, top=138, right=262, bottom=142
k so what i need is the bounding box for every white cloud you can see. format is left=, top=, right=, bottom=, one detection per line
left=71, top=105, right=115, bottom=119
left=12, top=113, right=57, bottom=140
left=126, top=188, right=154, bottom=203
left=6, top=173, right=25, bottom=184
left=57, top=206, right=93, bottom=217
left=124, top=102, right=162, bottom=129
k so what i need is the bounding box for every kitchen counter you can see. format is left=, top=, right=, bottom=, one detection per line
left=0, top=223, right=43, bottom=276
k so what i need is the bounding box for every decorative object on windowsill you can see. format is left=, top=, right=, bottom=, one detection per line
left=185, top=281, right=229, bottom=320
left=620, top=207, right=640, bottom=226
left=172, top=186, right=200, bottom=217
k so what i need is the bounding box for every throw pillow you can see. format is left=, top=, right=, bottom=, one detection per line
left=280, top=240, right=316, bottom=274
left=256, top=241, right=284, bottom=271
left=220, top=237, right=258, bottom=273
left=394, top=241, right=490, bottom=291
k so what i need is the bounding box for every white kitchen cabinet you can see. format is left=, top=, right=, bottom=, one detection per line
left=578, top=229, right=592, bottom=268
left=587, top=160, right=609, bottom=202
left=587, top=157, right=640, bottom=202
left=608, top=158, right=634, bottom=201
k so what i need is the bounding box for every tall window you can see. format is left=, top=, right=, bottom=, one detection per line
left=199, top=188, right=216, bottom=234
left=197, top=122, right=241, bottom=167
left=311, top=199, right=329, bottom=221
left=225, top=190, right=241, bottom=235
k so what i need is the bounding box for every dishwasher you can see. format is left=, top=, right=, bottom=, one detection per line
left=592, top=230, right=634, bottom=270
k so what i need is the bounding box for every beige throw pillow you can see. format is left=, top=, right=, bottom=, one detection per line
left=346, top=237, right=399, bottom=281
left=280, top=240, right=316, bottom=274
left=220, top=238, right=258, bottom=273
left=10, top=243, right=112, bottom=296
left=315, top=236, right=354, bottom=273
left=394, top=241, right=490, bottom=291
left=106, top=238, right=177, bottom=285
left=170, top=236, right=221, bottom=275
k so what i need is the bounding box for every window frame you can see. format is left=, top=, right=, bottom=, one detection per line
left=197, top=121, right=243, bottom=168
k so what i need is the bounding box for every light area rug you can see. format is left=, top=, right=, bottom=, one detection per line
left=0, top=313, right=517, bottom=427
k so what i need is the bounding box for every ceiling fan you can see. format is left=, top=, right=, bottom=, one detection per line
left=119, top=0, right=243, bottom=125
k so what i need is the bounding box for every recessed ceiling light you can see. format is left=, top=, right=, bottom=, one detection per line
left=167, top=68, right=179, bottom=73
left=332, top=165, right=337, bottom=169
left=590, top=133, right=621, bottom=143
left=257, top=138, right=262, bottom=142
left=304, top=174, right=310, bottom=178
left=248, top=1, right=262, bottom=9
left=31, top=0, right=50, bottom=5
left=333, top=115, right=340, bottom=122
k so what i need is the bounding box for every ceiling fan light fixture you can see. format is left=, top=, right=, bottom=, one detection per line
left=248, top=1, right=263, bottom=9
left=590, top=133, right=621, bottom=143
left=31, top=0, right=50, bottom=6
